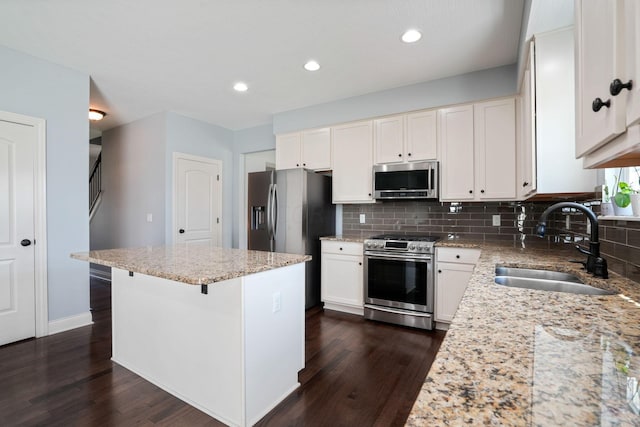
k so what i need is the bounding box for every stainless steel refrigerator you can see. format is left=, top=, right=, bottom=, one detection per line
left=248, top=169, right=335, bottom=309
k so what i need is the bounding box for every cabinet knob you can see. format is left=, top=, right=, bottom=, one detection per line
left=523, top=182, right=529, bottom=187
left=398, top=153, right=402, bottom=157
left=339, top=247, right=343, bottom=251
left=469, top=190, right=473, bottom=194
left=592, top=98, right=611, bottom=112
left=179, top=229, right=185, bottom=234
left=368, top=193, right=372, bottom=197
left=438, top=269, right=442, bottom=273
left=359, top=262, right=362, bottom=266
left=610, top=78, right=633, bottom=96
left=456, top=255, right=460, bottom=259
left=303, top=163, right=306, bottom=167
left=407, top=153, right=412, bottom=157
left=296, top=163, right=300, bottom=167
left=480, top=189, right=485, bottom=194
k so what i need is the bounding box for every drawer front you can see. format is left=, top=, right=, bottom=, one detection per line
left=436, top=247, right=481, bottom=264
left=321, top=240, right=363, bottom=256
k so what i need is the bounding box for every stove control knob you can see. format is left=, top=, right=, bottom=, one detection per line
left=408, top=244, right=416, bottom=250
left=418, top=244, right=427, bottom=251
left=365, top=242, right=371, bottom=248
left=377, top=242, right=384, bottom=249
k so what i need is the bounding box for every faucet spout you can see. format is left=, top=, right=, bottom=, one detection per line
left=536, top=202, right=607, bottom=279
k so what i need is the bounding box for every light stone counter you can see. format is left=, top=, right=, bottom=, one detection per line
left=407, top=241, right=640, bottom=426
left=319, top=235, right=367, bottom=243
left=71, top=243, right=311, bottom=285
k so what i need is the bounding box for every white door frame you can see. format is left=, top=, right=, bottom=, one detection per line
left=0, top=110, right=48, bottom=337
left=172, top=152, right=223, bottom=245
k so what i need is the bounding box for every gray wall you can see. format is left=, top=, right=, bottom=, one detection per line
left=0, top=46, right=90, bottom=321
left=92, top=112, right=167, bottom=250
left=165, top=112, right=234, bottom=247
left=272, top=64, right=518, bottom=134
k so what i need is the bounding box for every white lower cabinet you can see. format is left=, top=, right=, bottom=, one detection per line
left=321, top=240, right=364, bottom=315
left=435, top=248, right=480, bottom=326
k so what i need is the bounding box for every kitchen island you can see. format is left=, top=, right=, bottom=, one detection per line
left=72, top=243, right=310, bottom=427
left=407, top=240, right=640, bottom=426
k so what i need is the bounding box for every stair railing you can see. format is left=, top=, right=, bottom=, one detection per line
left=89, top=152, right=102, bottom=213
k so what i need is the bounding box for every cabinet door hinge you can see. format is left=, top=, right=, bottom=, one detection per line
left=217, top=217, right=220, bottom=224
left=217, top=174, right=220, bottom=181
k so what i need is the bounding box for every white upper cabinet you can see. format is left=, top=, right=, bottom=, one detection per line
left=534, top=28, right=596, bottom=193
left=406, top=110, right=438, bottom=161
left=275, top=133, right=302, bottom=170
left=374, top=115, right=405, bottom=164
left=474, top=98, right=517, bottom=200
left=332, top=121, right=375, bottom=204
left=275, top=128, right=331, bottom=171
left=440, top=99, right=517, bottom=201
left=575, top=0, right=628, bottom=157
left=439, top=104, right=475, bottom=201
left=518, top=40, right=537, bottom=199
left=374, top=110, right=437, bottom=164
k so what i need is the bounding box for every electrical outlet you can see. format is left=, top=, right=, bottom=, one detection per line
left=146, top=213, right=153, bottom=223
left=272, top=292, right=281, bottom=313
left=359, top=213, right=366, bottom=224
left=492, top=215, right=501, bottom=226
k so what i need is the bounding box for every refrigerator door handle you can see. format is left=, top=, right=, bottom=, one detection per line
left=272, top=184, right=279, bottom=238
left=266, top=183, right=274, bottom=239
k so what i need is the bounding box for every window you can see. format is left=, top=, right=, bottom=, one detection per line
left=604, top=166, right=640, bottom=204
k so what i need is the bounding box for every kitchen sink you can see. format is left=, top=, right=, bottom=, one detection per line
left=494, top=267, right=615, bottom=296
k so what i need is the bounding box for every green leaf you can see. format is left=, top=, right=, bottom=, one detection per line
left=614, top=192, right=631, bottom=208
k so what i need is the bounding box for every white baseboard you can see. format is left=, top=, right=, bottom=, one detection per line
left=48, top=311, right=93, bottom=335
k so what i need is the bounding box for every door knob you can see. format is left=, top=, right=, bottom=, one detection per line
left=21, top=239, right=32, bottom=247
left=610, top=78, right=633, bottom=96
left=592, top=98, right=611, bottom=112
left=179, top=229, right=185, bottom=234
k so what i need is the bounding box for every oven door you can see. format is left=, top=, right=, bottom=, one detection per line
left=364, top=252, right=433, bottom=312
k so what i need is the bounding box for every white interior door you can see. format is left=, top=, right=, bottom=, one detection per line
left=174, top=154, right=222, bottom=246
left=0, top=119, right=36, bottom=346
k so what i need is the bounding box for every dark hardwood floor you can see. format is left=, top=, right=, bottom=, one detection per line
left=0, top=278, right=444, bottom=426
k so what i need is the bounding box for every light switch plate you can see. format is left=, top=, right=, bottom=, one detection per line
left=492, top=215, right=501, bottom=226
left=359, top=213, right=366, bottom=224
left=146, top=213, right=153, bottom=223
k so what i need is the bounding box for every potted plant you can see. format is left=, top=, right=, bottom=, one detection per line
left=601, top=184, right=614, bottom=216
left=612, top=170, right=633, bottom=216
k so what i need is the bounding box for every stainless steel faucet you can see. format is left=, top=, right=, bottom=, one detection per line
left=536, top=202, right=608, bottom=279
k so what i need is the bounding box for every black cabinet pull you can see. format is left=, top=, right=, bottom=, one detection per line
left=359, top=262, right=362, bottom=266
left=610, top=78, right=633, bottom=96
left=339, top=247, right=343, bottom=251
left=296, top=163, right=299, bottom=167
left=438, top=269, right=442, bottom=273
left=407, top=153, right=412, bottom=157
left=480, top=189, right=485, bottom=194
left=179, top=229, right=185, bottom=234
left=368, top=193, right=372, bottom=196
left=468, top=190, right=473, bottom=194
left=456, top=255, right=460, bottom=259
left=523, top=182, right=529, bottom=187
left=303, top=163, right=306, bottom=166
left=592, top=98, right=611, bottom=112
left=398, top=153, right=402, bottom=157
left=21, top=239, right=32, bottom=247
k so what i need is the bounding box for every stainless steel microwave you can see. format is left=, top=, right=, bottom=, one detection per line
left=373, top=161, right=439, bottom=200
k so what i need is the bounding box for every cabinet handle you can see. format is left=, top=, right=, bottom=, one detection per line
left=456, top=255, right=460, bottom=259
left=523, top=182, right=529, bottom=187
left=592, top=98, right=611, bottom=112
left=359, top=262, right=362, bottom=266
left=303, top=163, right=306, bottom=167
left=398, top=153, right=402, bottom=157
left=339, top=247, right=343, bottom=251
left=368, top=192, right=372, bottom=196
left=296, top=163, right=300, bottom=167
left=468, top=190, right=473, bottom=194
left=438, top=269, right=442, bottom=273
left=610, top=79, right=633, bottom=96
left=480, top=189, right=485, bottom=194
left=407, top=153, right=412, bottom=157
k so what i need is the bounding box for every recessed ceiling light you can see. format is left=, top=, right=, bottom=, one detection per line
left=233, top=82, right=248, bottom=92
left=88, top=109, right=106, bottom=121
left=304, top=60, right=320, bottom=71
left=401, top=29, right=422, bottom=43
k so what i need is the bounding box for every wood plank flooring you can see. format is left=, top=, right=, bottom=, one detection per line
left=0, top=278, right=444, bottom=426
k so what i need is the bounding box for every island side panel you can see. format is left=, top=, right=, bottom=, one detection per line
left=111, top=268, right=244, bottom=427
left=243, top=262, right=305, bottom=425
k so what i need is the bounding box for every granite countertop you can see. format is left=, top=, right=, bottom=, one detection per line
left=320, top=235, right=367, bottom=243
left=71, top=243, right=311, bottom=285
left=407, top=241, right=640, bottom=426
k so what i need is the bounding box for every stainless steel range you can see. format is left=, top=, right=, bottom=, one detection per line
left=363, top=234, right=439, bottom=330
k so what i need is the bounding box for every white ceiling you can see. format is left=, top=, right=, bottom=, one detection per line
left=0, top=0, right=524, bottom=132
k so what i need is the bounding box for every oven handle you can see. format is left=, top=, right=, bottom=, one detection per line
left=364, top=304, right=433, bottom=317
left=364, top=253, right=432, bottom=262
